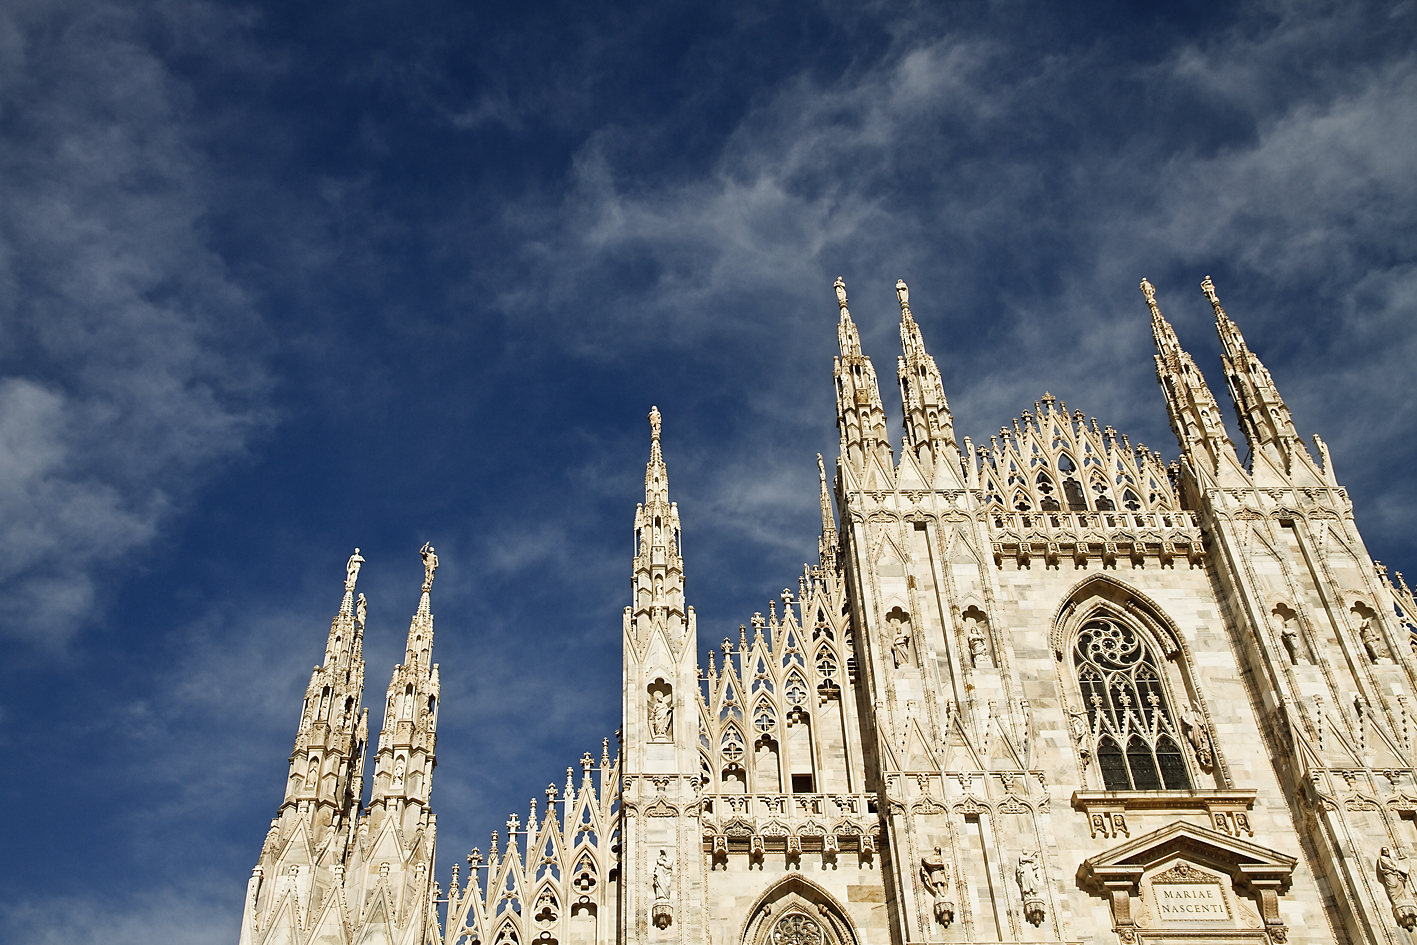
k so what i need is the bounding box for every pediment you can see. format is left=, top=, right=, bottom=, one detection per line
left=1080, top=819, right=1297, bottom=890
left=1079, top=820, right=1297, bottom=942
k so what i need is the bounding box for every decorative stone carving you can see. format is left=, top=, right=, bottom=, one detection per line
left=649, top=690, right=673, bottom=741
left=651, top=848, right=673, bottom=928
left=1179, top=701, right=1214, bottom=771
left=419, top=542, right=438, bottom=592
left=1378, top=846, right=1417, bottom=929
left=345, top=548, right=364, bottom=591
left=919, top=846, right=954, bottom=926
left=1017, top=850, right=1045, bottom=925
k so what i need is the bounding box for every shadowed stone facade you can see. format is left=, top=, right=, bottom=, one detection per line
left=243, top=276, right=1417, bottom=945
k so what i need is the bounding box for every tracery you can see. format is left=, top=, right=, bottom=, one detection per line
left=1073, top=617, right=1190, bottom=791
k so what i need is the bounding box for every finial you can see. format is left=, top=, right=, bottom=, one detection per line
left=833, top=276, right=848, bottom=309
left=895, top=279, right=910, bottom=312
left=817, top=452, right=827, bottom=483
left=1140, top=277, right=1156, bottom=304
left=345, top=548, right=365, bottom=592
left=649, top=405, right=661, bottom=443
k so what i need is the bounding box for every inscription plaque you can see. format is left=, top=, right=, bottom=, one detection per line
left=1153, top=883, right=1230, bottom=923
left=1147, top=862, right=1233, bottom=927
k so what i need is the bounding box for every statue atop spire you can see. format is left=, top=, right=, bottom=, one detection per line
left=420, top=542, right=438, bottom=593
left=649, top=405, right=661, bottom=442
left=345, top=548, right=364, bottom=592
left=834, top=275, right=848, bottom=309
left=895, top=278, right=910, bottom=313
left=1200, top=274, right=1220, bottom=307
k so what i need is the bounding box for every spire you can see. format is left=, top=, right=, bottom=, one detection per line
left=1202, top=276, right=1318, bottom=482
left=263, top=550, right=369, bottom=871
left=817, top=453, right=837, bottom=571
left=894, top=279, right=958, bottom=470
left=1142, top=278, right=1242, bottom=482
left=832, top=277, right=892, bottom=472
left=631, top=407, right=686, bottom=638
left=369, top=544, right=441, bottom=834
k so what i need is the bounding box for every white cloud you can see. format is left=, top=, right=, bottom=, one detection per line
left=0, top=0, right=271, bottom=643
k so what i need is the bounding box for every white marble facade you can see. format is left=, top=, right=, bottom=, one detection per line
left=242, top=277, right=1417, bottom=945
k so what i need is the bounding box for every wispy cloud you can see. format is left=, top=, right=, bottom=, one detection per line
left=0, top=0, right=271, bottom=643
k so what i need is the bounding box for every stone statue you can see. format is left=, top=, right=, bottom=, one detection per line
left=1068, top=710, right=1089, bottom=745
left=1016, top=850, right=1041, bottom=898
left=652, top=849, right=672, bottom=901
left=420, top=542, right=438, bottom=592
left=834, top=276, right=847, bottom=307
left=649, top=405, right=661, bottom=441
left=892, top=629, right=911, bottom=669
left=1017, top=850, right=1046, bottom=925
left=391, top=757, right=405, bottom=790
left=1379, top=847, right=1408, bottom=900
left=1359, top=620, right=1384, bottom=663
left=895, top=279, right=909, bottom=309
left=650, top=691, right=673, bottom=740
left=355, top=593, right=367, bottom=628
left=919, top=846, right=953, bottom=925
left=345, top=548, right=364, bottom=591
left=306, top=759, right=319, bottom=791
left=967, top=623, right=987, bottom=666
left=1179, top=701, right=1214, bottom=770
left=1378, top=846, right=1417, bottom=928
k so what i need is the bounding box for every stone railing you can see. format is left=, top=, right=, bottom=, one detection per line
left=987, top=509, right=1204, bottom=569
left=699, top=792, right=882, bottom=866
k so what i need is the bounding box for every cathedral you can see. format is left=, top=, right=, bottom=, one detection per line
left=239, top=275, right=1417, bottom=945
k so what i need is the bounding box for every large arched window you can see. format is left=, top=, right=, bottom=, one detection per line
left=1074, top=617, right=1190, bottom=790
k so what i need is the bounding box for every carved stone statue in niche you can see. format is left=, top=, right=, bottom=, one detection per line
left=650, top=691, right=673, bottom=741
left=1179, top=701, right=1214, bottom=771
left=1359, top=620, right=1386, bottom=663
left=1272, top=603, right=1301, bottom=665
left=1378, top=846, right=1417, bottom=929
left=886, top=608, right=912, bottom=668
left=962, top=607, right=992, bottom=667
left=919, top=846, right=954, bottom=926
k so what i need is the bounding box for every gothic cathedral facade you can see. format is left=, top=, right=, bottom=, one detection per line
left=240, top=276, right=1417, bottom=945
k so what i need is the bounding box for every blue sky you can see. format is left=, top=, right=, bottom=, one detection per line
left=1, top=0, right=1414, bottom=939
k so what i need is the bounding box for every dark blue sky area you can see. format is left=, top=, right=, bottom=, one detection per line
left=1, top=1, right=1414, bottom=939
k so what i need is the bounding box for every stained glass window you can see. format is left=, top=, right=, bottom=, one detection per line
left=1074, top=617, right=1191, bottom=790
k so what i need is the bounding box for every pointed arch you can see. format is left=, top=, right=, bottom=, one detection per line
left=738, top=875, right=859, bottom=945
left=1049, top=574, right=1185, bottom=660
left=1053, top=574, right=1211, bottom=791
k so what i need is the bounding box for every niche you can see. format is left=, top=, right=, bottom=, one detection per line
left=886, top=607, right=913, bottom=668
left=961, top=606, right=993, bottom=668
left=1271, top=602, right=1302, bottom=665
left=754, top=737, right=782, bottom=793
left=647, top=679, right=673, bottom=741
left=1352, top=599, right=1387, bottom=664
